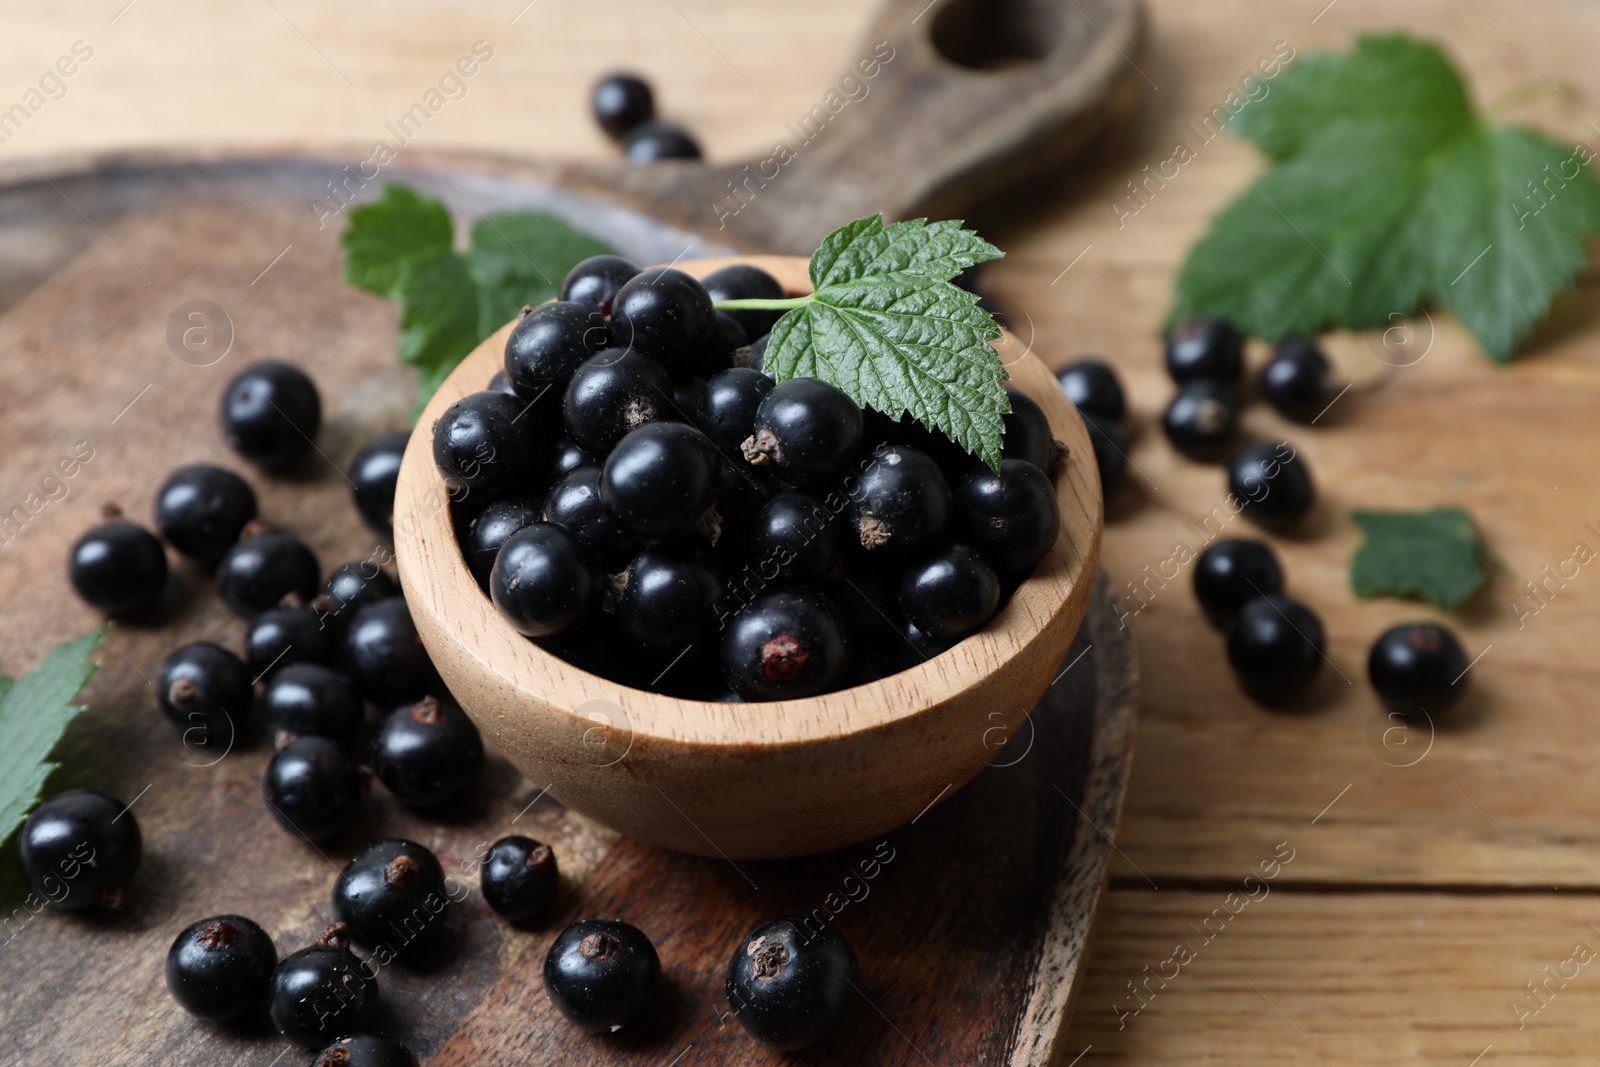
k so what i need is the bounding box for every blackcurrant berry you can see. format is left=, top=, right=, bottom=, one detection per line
left=319, top=562, right=400, bottom=628
left=333, top=839, right=451, bottom=955
left=348, top=431, right=409, bottom=534
left=1002, top=387, right=1060, bottom=473
left=490, top=523, right=602, bottom=638
left=866, top=409, right=971, bottom=482
left=623, top=120, right=702, bottom=161
left=563, top=347, right=673, bottom=455
left=725, top=917, right=857, bottom=1051
left=608, top=268, right=716, bottom=370
left=370, top=696, right=484, bottom=807
left=222, top=361, right=322, bottom=468
left=1163, top=379, right=1240, bottom=458
left=504, top=301, right=611, bottom=400
left=432, top=390, right=544, bottom=500
left=154, top=465, right=257, bottom=563
left=464, top=497, right=541, bottom=589
left=542, top=467, right=638, bottom=571
left=846, top=445, right=951, bottom=553
left=601, top=422, right=721, bottom=542
left=900, top=544, right=1001, bottom=640
left=707, top=310, right=750, bottom=366
left=722, top=588, right=849, bottom=701
left=245, top=604, right=337, bottom=680
left=68, top=516, right=167, bottom=616
left=344, top=597, right=441, bottom=708
left=262, top=737, right=363, bottom=842
left=743, top=378, right=864, bottom=489
left=269, top=924, right=378, bottom=1048
left=549, top=438, right=595, bottom=481
left=750, top=491, right=847, bottom=584
left=481, top=835, right=560, bottom=923
left=698, top=368, right=773, bottom=454
left=313, top=1034, right=420, bottom=1067
left=706, top=455, right=777, bottom=548
left=560, top=254, right=641, bottom=316
left=702, top=263, right=786, bottom=341
left=543, top=919, right=661, bottom=1034
left=1080, top=411, right=1127, bottom=498
left=1261, top=338, right=1336, bottom=423
left=1056, top=358, right=1126, bottom=421
left=1227, top=441, right=1315, bottom=531
left=1193, top=539, right=1283, bottom=630
left=1165, top=315, right=1243, bottom=385
left=262, top=664, right=364, bottom=749
left=158, top=641, right=253, bottom=745
left=954, top=458, right=1060, bottom=572
left=616, top=542, right=728, bottom=646
left=886, top=615, right=956, bottom=670
left=487, top=369, right=519, bottom=396
left=1368, top=622, right=1469, bottom=718
left=1226, top=594, right=1324, bottom=703
left=165, top=915, right=278, bottom=1023
left=19, top=789, right=141, bottom=910
left=216, top=528, right=319, bottom=618
left=591, top=72, right=654, bottom=139
left=672, top=374, right=709, bottom=420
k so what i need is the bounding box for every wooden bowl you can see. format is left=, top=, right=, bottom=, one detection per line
left=394, top=255, right=1103, bottom=858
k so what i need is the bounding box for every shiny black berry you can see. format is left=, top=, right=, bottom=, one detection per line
left=543, top=919, right=661, bottom=1034
left=490, top=523, right=602, bottom=638
left=222, top=361, right=321, bottom=468
left=616, top=542, right=728, bottom=646
left=488, top=369, right=518, bottom=396
left=623, top=120, right=702, bottom=161
left=154, top=465, right=257, bottom=563
left=1226, top=594, right=1324, bottom=704
left=542, top=467, right=638, bottom=571
left=504, top=301, right=611, bottom=400
left=1080, top=412, right=1127, bottom=498
left=1193, top=539, right=1284, bottom=629
left=464, top=497, right=541, bottom=589
left=725, top=917, right=857, bottom=1051
left=269, top=924, right=377, bottom=1048
left=1227, top=442, right=1315, bottom=531
left=563, top=347, right=673, bottom=455
left=344, top=597, right=440, bottom=708
left=263, top=737, right=363, bottom=842
left=319, top=562, right=400, bottom=628
left=245, top=604, right=337, bottom=679
left=698, top=367, right=774, bottom=454
left=1163, top=379, right=1240, bottom=458
left=608, top=268, right=716, bottom=370
left=1261, top=338, right=1336, bottom=423
left=216, top=528, right=319, bottom=617
left=1165, top=315, right=1243, bottom=385
left=166, top=915, right=278, bottom=1023
left=262, top=664, right=364, bottom=749
left=954, top=458, right=1060, bottom=572
left=846, top=445, right=951, bottom=553
left=432, top=390, right=543, bottom=500
left=900, top=544, right=1001, bottom=640
left=1057, top=358, right=1126, bottom=421
left=1002, top=387, right=1060, bottom=472
left=601, top=422, right=721, bottom=542
left=348, top=431, right=409, bottom=534
left=750, top=492, right=847, bottom=584
left=19, top=788, right=142, bottom=910
left=158, top=641, right=253, bottom=745
left=743, top=378, right=864, bottom=489
left=722, top=588, right=849, bottom=701
left=702, top=263, right=785, bottom=340
left=1368, top=622, right=1469, bottom=718
left=549, top=438, right=595, bottom=481
left=69, top=516, right=167, bottom=616
left=560, top=254, right=641, bottom=316
left=591, top=72, right=654, bottom=139
left=481, top=835, right=560, bottom=923
left=313, top=1034, right=420, bottom=1067
left=370, top=696, right=484, bottom=807
left=333, top=839, right=450, bottom=955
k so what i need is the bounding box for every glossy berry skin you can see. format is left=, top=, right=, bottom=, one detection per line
left=1056, top=358, right=1126, bottom=421
left=320, top=562, right=400, bottom=628
left=18, top=789, right=142, bottom=910
left=623, top=120, right=702, bottom=161
left=750, top=492, right=847, bottom=584
left=591, top=72, right=654, bottom=139
left=1080, top=412, right=1127, bottom=498
left=722, top=589, right=849, bottom=701
left=69, top=519, right=167, bottom=616
left=1227, top=442, right=1315, bottom=531
left=602, top=422, right=721, bottom=542
left=698, top=367, right=774, bottom=454
left=1261, top=338, right=1336, bottom=423
left=743, top=378, right=864, bottom=489
left=1226, top=594, right=1324, bottom=704
left=954, top=458, right=1060, bottom=572
left=550, top=438, right=595, bottom=481
left=263, top=737, right=363, bottom=842
left=165, top=915, right=278, bottom=1023
left=560, top=254, right=641, bottom=316
left=313, top=1035, right=420, bottom=1067
left=1193, top=539, right=1283, bottom=630
left=490, top=523, right=602, bottom=638
left=725, top=917, right=857, bottom=1051
left=154, top=465, right=257, bottom=563
left=900, top=544, right=1001, bottom=641
left=222, top=361, right=322, bottom=468
left=333, top=839, right=450, bottom=955
left=344, top=597, right=441, bottom=709
left=846, top=445, right=951, bottom=553
left=158, top=642, right=253, bottom=745
left=543, top=919, right=661, bottom=1034
left=487, top=369, right=518, bottom=396
left=504, top=300, right=611, bottom=399
left=1163, top=379, right=1240, bottom=458
left=348, top=431, right=409, bottom=534
left=608, top=268, right=716, bottom=370
left=216, top=530, right=319, bottom=617
left=616, top=542, right=728, bottom=646
left=1165, top=315, right=1243, bottom=385
left=542, top=467, right=638, bottom=571
left=702, top=263, right=786, bottom=341
left=465, top=497, right=541, bottom=589
left=1368, top=623, right=1469, bottom=718
left=370, top=696, right=484, bottom=807
left=1002, top=387, right=1059, bottom=472
left=245, top=605, right=337, bottom=680
left=563, top=348, right=673, bottom=455
left=432, top=390, right=542, bottom=500
left=482, top=835, right=560, bottom=923
left=269, top=925, right=378, bottom=1048
left=261, top=665, right=364, bottom=750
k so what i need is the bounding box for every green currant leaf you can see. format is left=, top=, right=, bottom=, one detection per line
left=0, top=630, right=102, bottom=857
left=1350, top=507, right=1488, bottom=609
left=341, top=184, right=454, bottom=298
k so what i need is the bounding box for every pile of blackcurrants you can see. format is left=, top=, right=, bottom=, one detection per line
left=435, top=256, right=1065, bottom=701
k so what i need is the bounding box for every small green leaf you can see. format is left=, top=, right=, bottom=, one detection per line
left=1350, top=507, right=1487, bottom=609
left=0, top=630, right=102, bottom=853
left=342, top=185, right=455, bottom=298
left=395, top=250, right=480, bottom=404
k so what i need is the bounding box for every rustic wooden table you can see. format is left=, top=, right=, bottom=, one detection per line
left=3, top=1, right=1598, bottom=1062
